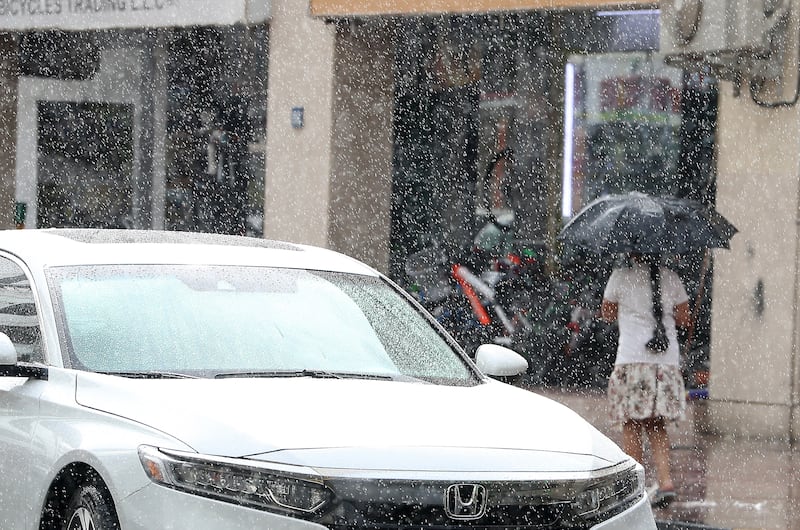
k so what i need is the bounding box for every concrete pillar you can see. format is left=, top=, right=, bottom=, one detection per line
left=140, top=31, right=169, bottom=230
left=0, top=34, right=17, bottom=229
left=263, top=0, right=336, bottom=248
left=327, top=22, right=394, bottom=272
left=709, top=78, right=800, bottom=442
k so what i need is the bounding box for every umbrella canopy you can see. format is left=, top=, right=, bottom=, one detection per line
left=558, top=192, right=737, bottom=255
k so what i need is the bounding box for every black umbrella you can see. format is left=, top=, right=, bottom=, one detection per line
left=558, top=191, right=737, bottom=255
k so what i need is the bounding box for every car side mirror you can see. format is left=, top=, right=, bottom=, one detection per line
left=474, top=344, right=528, bottom=378
left=0, top=332, right=47, bottom=380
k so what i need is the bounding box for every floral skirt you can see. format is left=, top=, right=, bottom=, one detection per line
left=607, top=363, right=686, bottom=425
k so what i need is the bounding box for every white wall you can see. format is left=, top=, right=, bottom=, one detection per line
left=710, top=78, right=800, bottom=441
left=263, top=0, right=336, bottom=247
left=327, top=22, right=394, bottom=271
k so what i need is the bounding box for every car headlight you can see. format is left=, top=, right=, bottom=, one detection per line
left=138, top=445, right=333, bottom=516
left=571, top=461, right=645, bottom=522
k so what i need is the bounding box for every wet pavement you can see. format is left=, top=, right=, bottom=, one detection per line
left=516, top=383, right=800, bottom=530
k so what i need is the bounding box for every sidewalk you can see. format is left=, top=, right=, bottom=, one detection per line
left=515, top=383, right=800, bottom=530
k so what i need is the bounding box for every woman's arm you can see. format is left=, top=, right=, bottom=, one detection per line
left=674, top=301, right=691, bottom=329
left=601, top=299, right=618, bottom=322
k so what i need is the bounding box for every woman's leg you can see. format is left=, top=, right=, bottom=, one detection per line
left=622, top=420, right=643, bottom=463
left=643, top=417, right=674, bottom=490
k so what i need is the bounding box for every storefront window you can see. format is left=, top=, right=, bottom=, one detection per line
left=165, top=24, right=268, bottom=236
left=37, top=101, right=134, bottom=228
left=22, top=25, right=267, bottom=235
left=391, top=13, right=554, bottom=277
left=562, top=53, right=684, bottom=219
left=391, top=11, right=719, bottom=381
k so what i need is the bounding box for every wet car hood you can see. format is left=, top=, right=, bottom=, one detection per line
left=75, top=374, right=626, bottom=472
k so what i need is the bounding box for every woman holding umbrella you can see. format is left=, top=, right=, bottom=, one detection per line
left=559, top=191, right=738, bottom=509
left=600, top=253, right=690, bottom=508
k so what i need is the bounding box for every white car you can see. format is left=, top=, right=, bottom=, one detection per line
left=0, top=229, right=656, bottom=530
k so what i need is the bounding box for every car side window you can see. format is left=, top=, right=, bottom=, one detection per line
left=0, top=256, right=43, bottom=363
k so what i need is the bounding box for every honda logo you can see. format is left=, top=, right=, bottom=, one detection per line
left=444, top=484, right=487, bottom=520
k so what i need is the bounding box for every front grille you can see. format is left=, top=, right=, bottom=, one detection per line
left=327, top=499, right=572, bottom=530
left=315, top=463, right=643, bottom=530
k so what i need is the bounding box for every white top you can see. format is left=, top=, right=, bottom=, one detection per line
left=603, top=263, right=689, bottom=366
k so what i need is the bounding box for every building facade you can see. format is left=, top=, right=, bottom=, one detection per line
left=1, top=0, right=798, bottom=442
left=1, top=1, right=269, bottom=235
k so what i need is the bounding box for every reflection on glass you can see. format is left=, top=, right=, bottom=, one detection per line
left=561, top=53, right=684, bottom=219
left=0, top=258, right=42, bottom=363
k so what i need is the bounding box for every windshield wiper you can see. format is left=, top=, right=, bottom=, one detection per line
left=97, top=370, right=199, bottom=379
left=215, top=369, right=341, bottom=379
left=214, top=370, right=396, bottom=380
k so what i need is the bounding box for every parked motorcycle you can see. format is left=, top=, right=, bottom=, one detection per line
left=403, top=215, right=569, bottom=373
left=514, top=245, right=617, bottom=387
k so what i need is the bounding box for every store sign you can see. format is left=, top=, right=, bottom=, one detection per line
left=0, top=0, right=270, bottom=30
left=310, top=0, right=654, bottom=16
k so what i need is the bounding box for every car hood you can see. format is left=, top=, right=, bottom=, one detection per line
left=75, top=374, right=626, bottom=472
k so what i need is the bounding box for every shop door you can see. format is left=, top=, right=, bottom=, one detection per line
left=36, top=101, right=134, bottom=228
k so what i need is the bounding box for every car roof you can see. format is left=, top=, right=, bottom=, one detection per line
left=0, top=229, right=380, bottom=276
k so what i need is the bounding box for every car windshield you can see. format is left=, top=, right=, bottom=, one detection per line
left=46, top=265, right=478, bottom=385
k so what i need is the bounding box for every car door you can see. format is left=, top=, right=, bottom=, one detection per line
left=0, top=254, right=48, bottom=529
